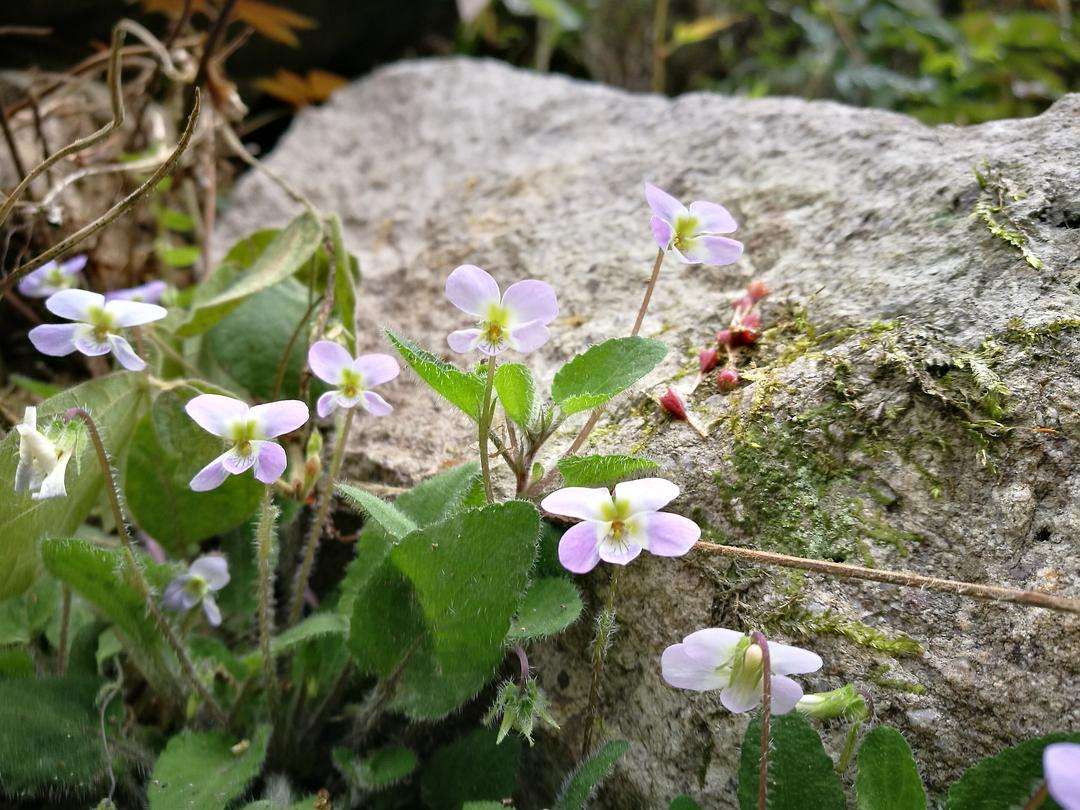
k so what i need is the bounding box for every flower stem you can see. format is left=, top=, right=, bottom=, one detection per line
left=694, top=540, right=1080, bottom=615
left=255, top=487, right=280, bottom=718
left=631, top=248, right=666, bottom=337
left=56, top=585, right=71, bottom=676
left=64, top=407, right=227, bottom=723
left=287, top=407, right=354, bottom=627
left=581, top=568, right=620, bottom=757
left=479, top=357, right=498, bottom=502
left=750, top=631, right=771, bottom=810
left=836, top=718, right=863, bottom=774
left=1022, top=783, right=1049, bottom=810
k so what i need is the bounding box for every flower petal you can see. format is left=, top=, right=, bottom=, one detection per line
left=445, top=264, right=501, bottom=317
left=353, top=353, right=400, bottom=387
left=250, top=400, right=308, bottom=438
left=189, top=452, right=231, bottom=492
left=557, top=521, right=603, bottom=574
left=361, top=390, right=393, bottom=416
left=688, top=200, right=737, bottom=234
left=502, top=280, right=558, bottom=326
left=680, top=236, right=744, bottom=266
left=650, top=215, right=673, bottom=249
left=1045, top=743, right=1080, bottom=810
left=644, top=182, right=687, bottom=222
left=60, top=255, right=88, bottom=275
left=507, top=321, right=550, bottom=354
left=104, top=280, right=166, bottom=303
left=45, top=289, right=104, bottom=322
left=163, top=577, right=193, bottom=611
left=308, top=340, right=352, bottom=385
left=769, top=642, right=823, bottom=676
left=72, top=325, right=111, bottom=356
left=681, top=628, right=745, bottom=667
left=189, top=555, right=230, bottom=590
left=18, top=264, right=57, bottom=297
left=317, top=391, right=340, bottom=418
left=34, top=450, right=71, bottom=501
left=28, top=324, right=79, bottom=356
left=186, top=394, right=249, bottom=438
left=253, top=440, right=287, bottom=484
left=641, top=512, right=700, bottom=557
left=720, top=679, right=761, bottom=714
left=104, top=299, right=167, bottom=327
left=448, top=328, right=483, bottom=354
left=541, top=486, right=612, bottom=521
left=770, top=675, right=804, bottom=715
left=613, top=477, right=679, bottom=513
left=597, top=537, right=642, bottom=566
left=661, top=643, right=728, bottom=691
left=108, top=334, right=146, bottom=371
left=202, top=595, right=222, bottom=627
left=222, top=446, right=257, bottom=475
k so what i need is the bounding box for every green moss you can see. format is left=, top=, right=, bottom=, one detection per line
left=972, top=162, right=1044, bottom=270
left=869, top=664, right=928, bottom=695
left=995, top=317, right=1080, bottom=348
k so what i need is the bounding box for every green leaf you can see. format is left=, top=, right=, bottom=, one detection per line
left=155, top=241, right=201, bottom=268
left=8, top=373, right=62, bottom=399
left=507, top=577, right=582, bottom=642
left=555, top=739, right=630, bottom=810
left=556, top=454, right=659, bottom=487
left=670, top=797, right=703, bottom=810
left=0, top=373, right=146, bottom=599
left=737, top=712, right=845, bottom=810
left=947, top=731, right=1080, bottom=810
left=334, top=744, right=417, bottom=791
left=0, top=647, right=34, bottom=677
left=177, top=212, right=322, bottom=336
left=155, top=206, right=195, bottom=232
left=125, top=385, right=262, bottom=553
left=239, top=611, right=348, bottom=671
left=494, top=363, right=536, bottom=428
left=148, top=725, right=270, bottom=810
left=336, top=483, right=418, bottom=540
left=386, top=330, right=486, bottom=420
left=551, top=337, right=667, bottom=415
left=420, top=729, right=520, bottom=810
left=328, top=214, right=361, bottom=353
left=856, top=726, right=926, bottom=810
left=0, top=576, right=59, bottom=646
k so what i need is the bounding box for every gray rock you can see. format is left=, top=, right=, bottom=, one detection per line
left=218, top=58, right=1080, bottom=808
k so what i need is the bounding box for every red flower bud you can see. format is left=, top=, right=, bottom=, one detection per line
left=659, top=387, right=688, bottom=420
left=699, top=347, right=719, bottom=373
left=742, top=310, right=761, bottom=330
left=728, top=328, right=759, bottom=348
left=717, top=367, right=740, bottom=391
left=747, top=280, right=769, bottom=301
left=716, top=328, right=733, bottom=347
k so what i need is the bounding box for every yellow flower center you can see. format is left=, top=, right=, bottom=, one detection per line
left=229, top=419, right=260, bottom=455
left=672, top=214, right=700, bottom=251
left=340, top=367, right=365, bottom=399
left=86, top=306, right=117, bottom=344
left=480, top=302, right=512, bottom=348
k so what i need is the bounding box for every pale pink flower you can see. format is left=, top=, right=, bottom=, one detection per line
left=308, top=341, right=399, bottom=418
left=645, top=183, right=743, bottom=266
left=445, top=264, right=558, bottom=356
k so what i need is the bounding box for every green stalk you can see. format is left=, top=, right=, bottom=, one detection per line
left=255, top=487, right=280, bottom=718
left=478, top=357, right=498, bottom=502
left=581, top=568, right=620, bottom=756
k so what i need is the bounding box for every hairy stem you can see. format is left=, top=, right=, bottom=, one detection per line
left=479, top=357, right=498, bottom=502
left=287, top=407, right=354, bottom=627
left=56, top=585, right=71, bottom=676
left=836, top=719, right=863, bottom=775
left=581, top=568, right=620, bottom=756
left=255, top=488, right=280, bottom=718
left=750, top=631, right=771, bottom=810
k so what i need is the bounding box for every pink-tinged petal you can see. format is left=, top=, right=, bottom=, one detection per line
left=670, top=244, right=695, bottom=265
left=104, top=299, right=167, bottom=327
left=557, top=521, right=602, bottom=574
left=108, top=334, right=146, bottom=371
left=614, top=477, right=680, bottom=513
left=72, top=325, right=111, bottom=356
left=661, top=643, right=728, bottom=691
left=105, top=280, right=167, bottom=303
left=688, top=200, right=737, bottom=234
left=680, top=236, right=744, bottom=267
left=308, top=340, right=352, bottom=385
left=720, top=680, right=761, bottom=714
left=448, top=328, right=483, bottom=354
left=189, top=555, right=230, bottom=590
left=541, top=486, right=612, bottom=521
left=502, top=280, right=558, bottom=326
left=650, top=215, right=673, bottom=249
left=361, top=390, right=393, bottom=416
left=770, top=675, right=804, bottom=715
left=507, top=321, right=550, bottom=354
left=18, top=264, right=57, bottom=297
left=190, top=453, right=231, bottom=491
left=163, top=576, right=194, bottom=611
left=644, top=182, right=687, bottom=222
left=28, top=324, right=78, bottom=356
left=222, top=446, right=257, bottom=475
left=445, top=264, right=501, bottom=317
left=769, top=642, right=823, bottom=676
left=253, top=440, right=287, bottom=484
left=186, top=394, right=249, bottom=438
left=317, top=391, right=340, bottom=418
left=1046, top=744, right=1080, bottom=810
left=250, top=400, right=308, bottom=438
left=681, top=628, right=745, bottom=667
left=642, top=512, right=699, bottom=557
left=202, top=595, right=222, bottom=627
left=597, top=538, right=642, bottom=566
left=59, top=255, right=88, bottom=275
left=352, top=353, right=400, bottom=387
left=46, top=289, right=105, bottom=322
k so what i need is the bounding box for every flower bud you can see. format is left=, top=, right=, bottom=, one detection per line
left=659, top=387, right=688, bottom=420
left=795, top=684, right=869, bottom=722
left=716, top=328, right=733, bottom=347
left=717, top=367, right=740, bottom=391
left=747, top=279, right=769, bottom=301
left=699, top=347, right=719, bottom=373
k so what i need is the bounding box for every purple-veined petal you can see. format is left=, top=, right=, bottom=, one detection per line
left=661, top=643, right=728, bottom=691
left=222, top=446, right=257, bottom=475
left=597, top=537, right=642, bottom=566
left=189, top=555, right=230, bottom=590
left=506, top=321, right=550, bottom=354
left=641, top=512, right=699, bottom=557
left=202, top=595, right=222, bottom=627
left=770, top=675, right=804, bottom=715
left=317, top=391, right=341, bottom=419
left=253, top=440, right=287, bottom=484
left=186, top=394, right=249, bottom=438
left=108, top=334, right=146, bottom=371
left=72, top=325, right=111, bottom=357
left=557, top=521, right=603, bottom=574
left=189, top=452, right=231, bottom=492
left=650, top=215, right=673, bottom=249
left=163, top=576, right=194, bottom=611
left=688, top=200, right=737, bottom=234
left=445, top=264, right=501, bottom=316
left=104, top=280, right=166, bottom=303
left=353, top=353, right=400, bottom=387
left=614, top=477, right=679, bottom=513
left=45, top=289, right=104, bottom=322
left=361, top=390, right=393, bottom=416
left=681, top=628, right=745, bottom=667
left=502, top=280, right=558, bottom=326
left=104, top=299, right=167, bottom=327
left=679, top=236, right=744, bottom=266
left=669, top=244, right=694, bottom=265
left=250, top=399, right=308, bottom=438
left=644, top=182, right=687, bottom=222
left=720, top=679, right=761, bottom=714
left=541, top=486, right=612, bottom=521
left=1045, top=744, right=1080, bottom=810
left=448, top=328, right=483, bottom=354
left=308, top=340, right=352, bottom=385
left=59, top=255, right=88, bottom=275
left=28, top=324, right=78, bottom=356
left=769, top=642, right=823, bottom=676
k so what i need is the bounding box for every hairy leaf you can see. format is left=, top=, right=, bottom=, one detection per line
left=421, top=729, right=521, bottom=810
left=947, top=731, right=1080, bottom=810
left=334, top=744, right=417, bottom=791
left=856, top=726, right=926, bottom=810
left=670, top=797, right=703, bottom=810
left=336, top=483, right=418, bottom=540
left=737, top=712, right=845, bottom=810
left=148, top=725, right=270, bottom=810
left=386, top=330, right=486, bottom=420
left=555, top=739, right=630, bottom=810
left=551, top=337, right=667, bottom=415
left=556, top=453, right=658, bottom=487
left=494, top=363, right=537, bottom=428
left=239, top=611, right=347, bottom=671
left=507, top=577, right=582, bottom=642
